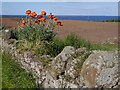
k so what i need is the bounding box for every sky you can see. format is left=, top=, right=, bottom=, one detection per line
left=2, top=2, right=118, bottom=16
left=2, top=0, right=120, bottom=2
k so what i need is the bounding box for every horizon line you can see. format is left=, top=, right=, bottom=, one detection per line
left=1, top=15, right=119, bottom=16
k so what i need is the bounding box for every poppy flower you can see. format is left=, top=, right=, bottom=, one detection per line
left=26, top=10, right=31, bottom=15
left=30, top=14, right=34, bottom=18
left=37, top=15, right=43, bottom=19
left=41, top=17, right=46, bottom=21
left=41, top=11, right=46, bottom=15
left=56, top=21, right=61, bottom=25
left=48, top=15, right=55, bottom=19
left=22, top=20, right=26, bottom=24
left=21, top=23, right=25, bottom=27
left=54, top=17, right=58, bottom=21
left=35, top=20, right=39, bottom=23
left=30, top=12, right=37, bottom=18
left=38, top=17, right=46, bottom=21
left=56, top=21, right=63, bottom=26
left=60, top=24, right=63, bottom=26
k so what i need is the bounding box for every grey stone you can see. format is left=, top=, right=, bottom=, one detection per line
left=80, top=51, right=119, bottom=88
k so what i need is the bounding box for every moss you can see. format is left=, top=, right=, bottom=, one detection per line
left=75, top=58, right=85, bottom=72
left=37, top=56, right=51, bottom=67
left=74, top=51, right=91, bottom=75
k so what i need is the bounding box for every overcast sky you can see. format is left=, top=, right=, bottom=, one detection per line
left=2, top=2, right=118, bottom=16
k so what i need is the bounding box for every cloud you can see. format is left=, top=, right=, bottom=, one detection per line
left=2, top=0, right=120, bottom=2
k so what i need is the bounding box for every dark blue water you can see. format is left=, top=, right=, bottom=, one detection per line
left=1, top=15, right=120, bottom=21
left=57, top=16, right=119, bottom=21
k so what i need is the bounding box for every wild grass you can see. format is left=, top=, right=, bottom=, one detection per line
left=2, top=51, right=37, bottom=88
left=46, top=33, right=117, bottom=57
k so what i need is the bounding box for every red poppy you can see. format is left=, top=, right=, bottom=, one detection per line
left=56, top=21, right=63, bottom=26
left=54, top=17, right=58, bottom=21
left=60, top=24, right=63, bottom=26
left=26, top=10, right=31, bottom=15
left=30, top=12, right=37, bottom=18
left=48, top=15, right=55, bottom=19
left=21, top=23, right=25, bottom=27
left=38, top=17, right=46, bottom=21
left=22, top=20, right=26, bottom=24
left=35, top=20, right=39, bottom=23
left=56, top=21, right=61, bottom=25
left=41, top=11, right=46, bottom=15
left=37, top=15, right=43, bottom=18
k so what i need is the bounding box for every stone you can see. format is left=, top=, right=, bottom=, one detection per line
left=2, top=30, right=11, bottom=40
left=80, top=51, right=119, bottom=88
left=51, top=46, right=76, bottom=74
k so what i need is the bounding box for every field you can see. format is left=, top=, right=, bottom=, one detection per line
left=1, top=18, right=118, bottom=43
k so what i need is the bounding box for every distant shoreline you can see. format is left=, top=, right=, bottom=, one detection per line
left=1, top=15, right=119, bottom=21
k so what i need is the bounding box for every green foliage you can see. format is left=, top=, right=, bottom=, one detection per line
left=11, top=16, right=57, bottom=56
left=44, top=34, right=91, bottom=57
left=90, top=43, right=118, bottom=51
left=47, top=34, right=90, bottom=57
left=2, top=51, right=37, bottom=88
left=47, top=38, right=65, bottom=56
left=13, top=28, right=117, bottom=57
left=49, top=34, right=117, bottom=57
left=37, top=56, right=51, bottom=67
left=64, top=33, right=91, bottom=49
left=12, top=26, right=55, bottom=42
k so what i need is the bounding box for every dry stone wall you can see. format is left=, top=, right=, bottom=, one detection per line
left=1, top=37, right=120, bottom=88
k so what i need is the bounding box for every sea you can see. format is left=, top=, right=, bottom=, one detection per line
left=1, top=15, right=120, bottom=21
